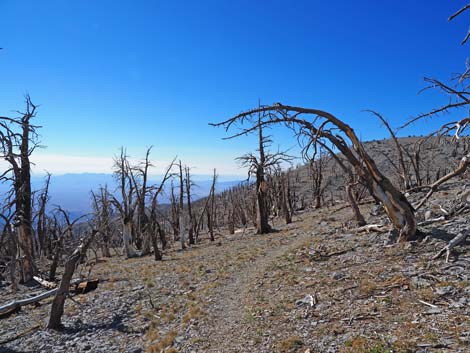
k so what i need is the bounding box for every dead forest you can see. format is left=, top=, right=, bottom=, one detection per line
left=1, top=3, right=470, bottom=353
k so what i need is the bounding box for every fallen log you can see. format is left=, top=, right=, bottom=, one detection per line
left=33, top=276, right=56, bottom=289
left=0, top=278, right=89, bottom=319
left=418, top=216, right=446, bottom=226
left=73, top=279, right=99, bottom=294
left=356, top=224, right=389, bottom=233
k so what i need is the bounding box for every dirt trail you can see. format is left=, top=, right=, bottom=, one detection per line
left=207, top=233, right=308, bottom=352
left=192, top=225, right=312, bottom=352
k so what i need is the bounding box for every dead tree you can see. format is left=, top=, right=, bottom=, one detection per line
left=111, top=148, right=138, bottom=258
left=184, top=166, right=196, bottom=245
left=35, top=173, right=51, bottom=258
left=212, top=104, right=415, bottom=240
left=178, top=161, right=186, bottom=249
left=235, top=114, right=293, bottom=234
left=309, top=147, right=328, bottom=209
left=47, top=229, right=98, bottom=329
left=207, top=169, right=217, bottom=241
left=91, top=186, right=112, bottom=258
left=0, top=212, right=17, bottom=292
left=400, top=5, right=470, bottom=208
left=195, top=169, right=217, bottom=241
left=401, top=138, right=425, bottom=187
left=169, top=180, right=180, bottom=241
left=280, top=172, right=292, bottom=224
left=321, top=142, right=366, bottom=226
left=147, top=158, right=175, bottom=260
left=48, top=207, right=87, bottom=280
left=368, top=111, right=411, bottom=190
left=0, top=96, right=41, bottom=282
left=134, top=147, right=153, bottom=254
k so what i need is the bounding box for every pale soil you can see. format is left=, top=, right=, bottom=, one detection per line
left=1, top=183, right=470, bottom=353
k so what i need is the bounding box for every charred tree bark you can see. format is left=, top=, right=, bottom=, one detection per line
left=47, top=230, right=97, bottom=330
left=178, top=161, right=186, bottom=250
left=255, top=122, right=272, bottom=234
left=0, top=96, right=40, bottom=282
left=36, top=173, right=51, bottom=257
left=184, top=166, right=195, bottom=245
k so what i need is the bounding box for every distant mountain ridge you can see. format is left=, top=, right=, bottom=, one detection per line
left=0, top=173, right=242, bottom=218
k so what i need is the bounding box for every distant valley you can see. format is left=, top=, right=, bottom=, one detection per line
left=0, top=173, right=242, bottom=218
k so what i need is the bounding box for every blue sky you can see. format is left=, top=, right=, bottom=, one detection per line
left=0, top=0, right=468, bottom=176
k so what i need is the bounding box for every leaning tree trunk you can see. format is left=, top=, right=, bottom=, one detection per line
left=48, top=231, right=96, bottom=329
left=346, top=182, right=366, bottom=226
left=49, top=236, right=63, bottom=281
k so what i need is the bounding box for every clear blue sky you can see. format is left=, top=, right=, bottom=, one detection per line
left=0, top=0, right=468, bottom=176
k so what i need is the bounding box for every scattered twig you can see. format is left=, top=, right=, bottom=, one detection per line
left=417, top=299, right=438, bottom=308
left=433, top=231, right=469, bottom=262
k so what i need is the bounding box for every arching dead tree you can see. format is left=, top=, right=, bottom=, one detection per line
left=212, top=104, right=416, bottom=241
left=0, top=96, right=41, bottom=282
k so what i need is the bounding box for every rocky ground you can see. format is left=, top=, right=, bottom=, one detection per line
left=1, top=180, right=470, bottom=353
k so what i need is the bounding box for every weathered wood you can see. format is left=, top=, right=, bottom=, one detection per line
left=73, top=279, right=99, bottom=294
left=357, top=224, right=389, bottom=233
left=48, top=230, right=97, bottom=329
left=0, top=278, right=85, bottom=318
left=33, top=276, right=56, bottom=289
left=433, top=231, right=469, bottom=263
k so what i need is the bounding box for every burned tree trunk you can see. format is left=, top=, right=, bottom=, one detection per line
left=112, top=148, right=138, bottom=258
left=0, top=96, right=40, bottom=282
left=91, top=186, right=112, bottom=258
left=170, top=181, right=180, bottom=241
left=36, top=173, right=51, bottom=258
left=178, top=161, right=186, bottom=249
left=309, top=149, right=327, bottom=209
left=281, top=173, right=292, bottom=224
left=48, top=230, right=97, bottom=330
left=185, top=166, right=196, bottom=245
left=235, top=113, right=292, bottom=234
left=208, top=170, right=217, bottom=241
